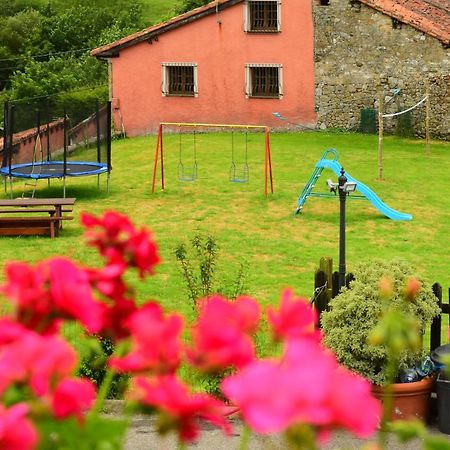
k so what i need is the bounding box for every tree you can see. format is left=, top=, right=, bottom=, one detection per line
left=177, top=0, right=210, bottom=14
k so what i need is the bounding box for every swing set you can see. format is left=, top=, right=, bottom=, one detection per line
left=151, top=122, right=274, bottom=196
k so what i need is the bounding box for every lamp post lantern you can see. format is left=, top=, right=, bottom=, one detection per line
left=338, top=168, right=347, bottom=290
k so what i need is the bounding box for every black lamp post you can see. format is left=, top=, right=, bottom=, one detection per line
left=338, top=168, right=347, bottom=290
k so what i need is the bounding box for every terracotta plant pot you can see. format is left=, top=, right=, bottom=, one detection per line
left=371, top=376, right=435, bottom=421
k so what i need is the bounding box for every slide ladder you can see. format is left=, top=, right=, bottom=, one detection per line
left=295, top=149, right=337, bottom=214
left=296, top=149, right=412, bottom=221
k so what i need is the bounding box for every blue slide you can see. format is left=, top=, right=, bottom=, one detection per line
left=316, top=159, right=412, bottom=221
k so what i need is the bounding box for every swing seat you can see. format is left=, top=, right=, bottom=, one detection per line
left=178, top=163, right=198, bottom=182
left=229, top=163, right=249, bottom=183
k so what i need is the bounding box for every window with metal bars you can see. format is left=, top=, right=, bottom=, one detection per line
left=247, top=65, right=281, bottom=98
left=247, top=1, right=280, bottom=32
left=162, top=63, right=197, bottom=97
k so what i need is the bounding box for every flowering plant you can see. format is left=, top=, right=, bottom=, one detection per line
left=0, top=211, right=382, bottom=450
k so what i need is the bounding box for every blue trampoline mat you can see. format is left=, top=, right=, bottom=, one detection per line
left=1, top=161, right=109, bottom=179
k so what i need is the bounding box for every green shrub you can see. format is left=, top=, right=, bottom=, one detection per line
left=78, top=337, right=129, bottom=399
left=321, top=259, right=440, bottom=385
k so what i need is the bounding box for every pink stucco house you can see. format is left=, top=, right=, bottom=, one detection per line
left=91, top=0, right=316, bottom=136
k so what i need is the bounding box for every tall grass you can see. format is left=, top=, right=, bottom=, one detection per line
left=0, top=131, right=448, bottom=319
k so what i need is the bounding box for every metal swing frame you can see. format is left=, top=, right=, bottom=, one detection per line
left=151, top=122, right=274, bottom=197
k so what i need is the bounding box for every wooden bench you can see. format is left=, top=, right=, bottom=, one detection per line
left=0, top=198, right=76, bottom=238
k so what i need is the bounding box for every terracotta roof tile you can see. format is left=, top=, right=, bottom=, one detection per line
left=358, top=0, right=450, bottom=45
left=91, top=0, right=243, bottom=58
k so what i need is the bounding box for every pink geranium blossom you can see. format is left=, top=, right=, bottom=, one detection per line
left=48, top=258, right=105, bottom=333
left=109, top=302, right=183, bottom=374
left=0, top=330, right=77, bottom=396
left=187, top=295, right=260, bottom=371
left=2, top=259, right=104, bottom=334
left=81, top=211, right=160, bottom=278
left=267, top=289, right=319, bottom=341
left=222, top=337, right=381, bottom=437
left=0, top=403, right=38, bottom=450
left=130, top=375, right=231, bottom=442
left=51, top=378, right=96, bottom=422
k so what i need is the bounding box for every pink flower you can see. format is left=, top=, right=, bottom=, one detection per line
left=0, top=318, right=28, bottom=344
left=2, top=259, right=104, bottom=334
left=109, top=302, right=183, bottom=374
left=48, top=258, right=105, bottom=333
left=188, top=295, right=261, bottom=371
left=222, top=337, right=381, bottom=437
left=0, top=330, right=76, bottom=396
left=267, top=289, right=319, bottom=341
left=130, top=375, right=231, bottom=442
left=0, top=403, right=38, bottom=450
left=51, top=378, right=96, bottom=422
left=81, top=211, right=160, bottom=278
left=3, top=261, right=55, bottom=333
left=326, top=366, right=381, bottom=438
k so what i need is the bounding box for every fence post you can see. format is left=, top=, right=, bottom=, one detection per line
left=345, top=272, right=354, bottom=288
left=314, top=257, right=333, bottom=327
left=314, top=269, right=327, bottom=327
left=430, top=283, right=443, bottom=351
left=332, top=271, right=340, bottom=298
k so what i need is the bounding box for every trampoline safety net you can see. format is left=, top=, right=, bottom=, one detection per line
left=1, top=98, right=111, bottom=181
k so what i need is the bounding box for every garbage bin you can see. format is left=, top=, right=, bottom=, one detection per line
left=431, top=344, right=450, bottom=434
left=437, top=374, right=450, bottom=434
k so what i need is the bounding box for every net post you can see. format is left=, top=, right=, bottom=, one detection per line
left=63, top=107, right=68, bottom=177
left=264, top=128, right=268, bottom=197
left=425, top=79, right=430, bottom=154
left=377, top=91, right=384, bottom=180
left=96, top=99, right=101, bottom=163
left=106, top=100, right=112, bottom=176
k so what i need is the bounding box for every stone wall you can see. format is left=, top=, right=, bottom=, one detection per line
left=313, top=1, right=450, bottom=139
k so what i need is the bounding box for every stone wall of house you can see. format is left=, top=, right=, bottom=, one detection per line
left=313, top=1, right=450, bottom=139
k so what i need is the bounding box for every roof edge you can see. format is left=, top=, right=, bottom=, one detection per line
left=91, top=0, right=243, bottom=58
left=357, top=0, right=450, bottom=45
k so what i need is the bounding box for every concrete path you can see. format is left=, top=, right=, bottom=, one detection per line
left=102, top=403, right=450, bottom=450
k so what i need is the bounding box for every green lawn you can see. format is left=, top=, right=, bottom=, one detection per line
left=0, top=131, right=448, bottom=320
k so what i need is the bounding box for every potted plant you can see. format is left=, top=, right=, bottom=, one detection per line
left=321, top=259, right=440, bottom=421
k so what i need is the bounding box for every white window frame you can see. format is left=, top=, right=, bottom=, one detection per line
left=245, top=63, right=283, bottom=99
left=243, top=0, right=282, bottom=33
left=161, top=62, right=198, bottom=97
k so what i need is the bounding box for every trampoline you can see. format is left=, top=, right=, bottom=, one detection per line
left=1, top=161, right=109, bottom=179
left=1, top=100, right=112, bottom=197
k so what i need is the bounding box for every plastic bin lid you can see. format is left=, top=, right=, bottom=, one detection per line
left=431, top=343, right=450, bottom=364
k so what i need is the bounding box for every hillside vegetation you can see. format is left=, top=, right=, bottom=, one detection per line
left=0, top=0, right=189, bottom=111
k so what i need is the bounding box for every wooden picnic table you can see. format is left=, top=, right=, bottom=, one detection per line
left=0, top=198, right=76, bottom=238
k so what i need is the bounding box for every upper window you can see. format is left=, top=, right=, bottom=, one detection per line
left=244, top=1, right=281, bottom=33
left=161, top=62, right=198, bottom=97
left=245, top=64, right=283, bottom=99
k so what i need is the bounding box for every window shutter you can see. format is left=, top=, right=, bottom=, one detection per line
left=244, top=64, right=251, bottom=97
left=277, top=0, right=282, bottom=31
left=193, top=63, right=199, bottom=96
left=278, top=65, right=283, bottom=97
left=161, top=64, right=168, bottom=96
left=243, top=1, right=249, bottom=31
